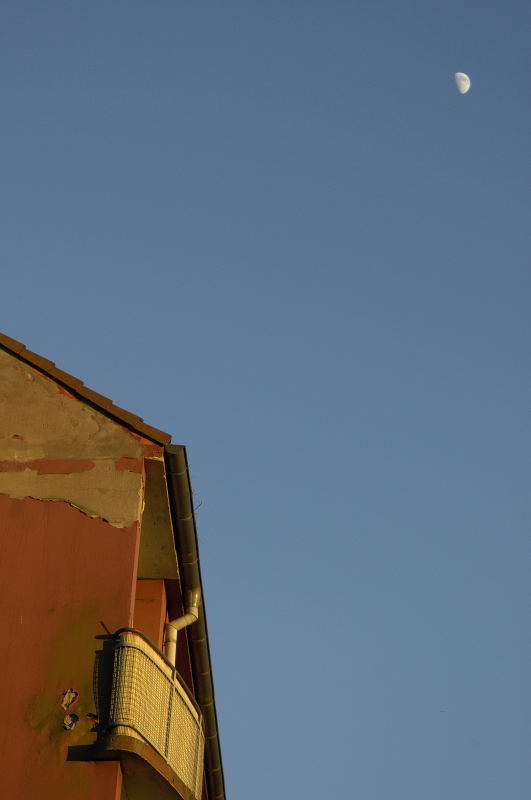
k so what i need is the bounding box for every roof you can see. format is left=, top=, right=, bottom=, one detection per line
left=0, top=333, right=172, bottom=445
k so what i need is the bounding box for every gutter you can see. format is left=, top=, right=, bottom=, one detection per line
left=164, top=445, right=226, bottom=800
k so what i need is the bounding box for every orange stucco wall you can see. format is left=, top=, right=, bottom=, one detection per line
left=0, top=494, right=139, bottom=800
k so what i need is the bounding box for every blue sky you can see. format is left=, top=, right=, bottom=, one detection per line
left=1, top=2, right=529, bottom=797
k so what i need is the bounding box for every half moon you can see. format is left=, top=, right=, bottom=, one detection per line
left=455, top=72, right=471, bottom=94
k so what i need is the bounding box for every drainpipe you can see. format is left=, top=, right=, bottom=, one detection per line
left=164, top=587, right=201, bottom=667
left=165, top=444, right=226, bottom=800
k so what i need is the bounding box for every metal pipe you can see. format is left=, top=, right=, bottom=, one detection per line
left=164, top=588, right=201, bottom=666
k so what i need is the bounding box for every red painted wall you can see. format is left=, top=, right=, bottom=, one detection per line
left=0, top=495, right=140, bottom=800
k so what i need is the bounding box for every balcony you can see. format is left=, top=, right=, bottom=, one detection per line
left=101, top=630, right=205, bottom=800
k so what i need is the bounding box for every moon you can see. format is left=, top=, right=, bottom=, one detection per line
left=455, top=72, right=471, bottom=94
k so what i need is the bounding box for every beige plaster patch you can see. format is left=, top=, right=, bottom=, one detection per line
left=0, top=350, right=145, bottom=527
left=0, top=461, right=143, bottom=527
left=0, top=350, right=145, bottom=461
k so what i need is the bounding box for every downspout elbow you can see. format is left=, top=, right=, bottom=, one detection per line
left=164, top=588, right=201, bottom=666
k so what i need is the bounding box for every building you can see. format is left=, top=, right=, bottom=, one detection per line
left=0, top=333, right=226, bottom=800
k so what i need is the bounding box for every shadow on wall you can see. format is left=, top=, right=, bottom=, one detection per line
left=66, top=634, right=115, bottom=761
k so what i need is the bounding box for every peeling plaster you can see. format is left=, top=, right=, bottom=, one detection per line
left=0, top=351, right=152, bottom=527
left=60, top=689, right=78, bottom=710
left=0, top=460, right=143, bottom=527
left=0, top=351, right=148, bottom=461
left=63, top=714, right=79, bottom=730
left=7, top=494, right=134, bottom=528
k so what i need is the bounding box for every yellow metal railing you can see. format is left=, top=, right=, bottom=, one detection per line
left=108, top=630, right=204, bottom=800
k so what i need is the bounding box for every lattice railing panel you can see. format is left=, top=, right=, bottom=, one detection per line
left=108, top=631, right=204, bottom=800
